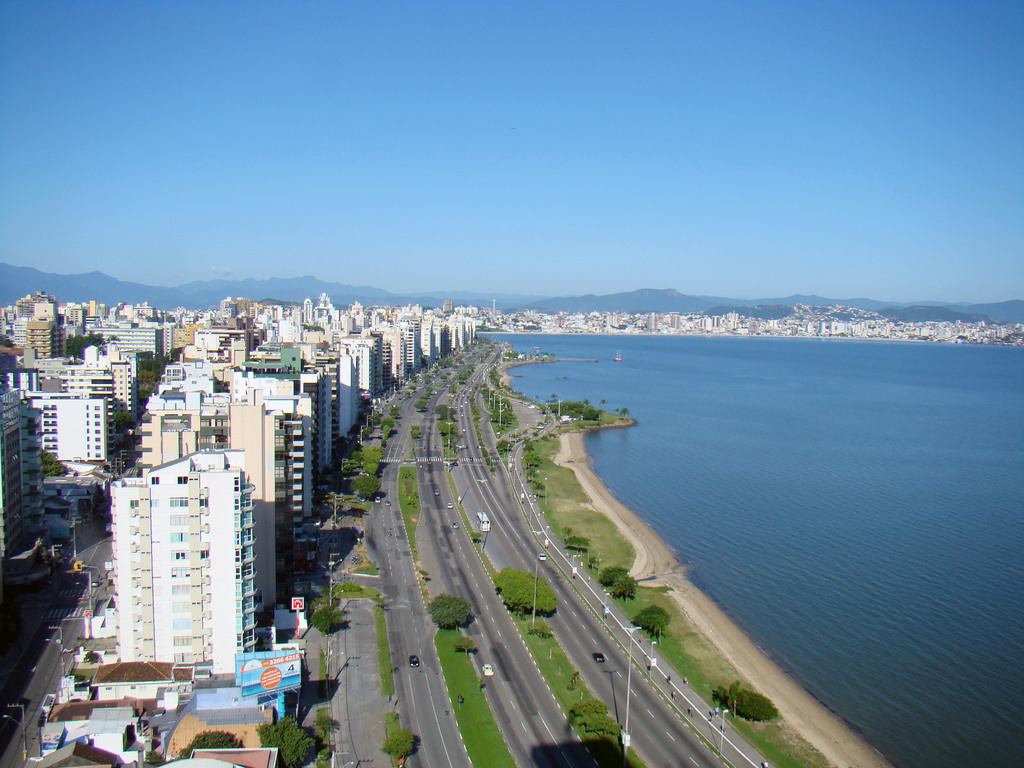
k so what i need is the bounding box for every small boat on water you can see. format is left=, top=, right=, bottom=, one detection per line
left=613, top=350, right=622, bottom=362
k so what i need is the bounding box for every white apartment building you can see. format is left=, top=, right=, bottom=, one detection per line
left=110, top=451, right=257, bottom=673
left=62, top=345, right=138, bottom=418
left=83, top=321, right=167, bottom=357
left=28, top=392, right=108, bottom=462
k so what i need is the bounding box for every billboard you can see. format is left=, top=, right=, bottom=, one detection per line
left=235, top=651, right=303, bottom=698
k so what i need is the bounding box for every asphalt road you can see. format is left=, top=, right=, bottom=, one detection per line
left=368, top=384, right=473, bottom=768
left=412, top=358, right=595, bottom=768
left=449, top=353, right=751, bottom=768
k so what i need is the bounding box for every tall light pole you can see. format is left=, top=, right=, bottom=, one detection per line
left=531, top=556, right=540, bottom=627
left=1, top=712, right=28, bottom=761
left=623, top=625, right=641, bottom=767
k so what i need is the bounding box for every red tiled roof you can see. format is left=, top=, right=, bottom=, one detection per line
left=93, top=661, right=175, bottom=684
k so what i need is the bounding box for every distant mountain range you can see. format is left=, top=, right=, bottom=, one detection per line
left=2, top=263, right=1022, bottom=324
left=0, top=263, right=541, bottom=313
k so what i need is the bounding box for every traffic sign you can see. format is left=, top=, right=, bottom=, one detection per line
left=291, top=597, right=304, bottom=611
left=84, top=610, right=93, bottom=619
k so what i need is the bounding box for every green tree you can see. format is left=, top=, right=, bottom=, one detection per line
left=632, top=605, right=670, bottom=637
left=145, top=751, right=166, bottom=765
left=494, top=567, right=557, bottom=616
left=179, top=730, right=242, bottom=758
left=428, top=593, right=472, bottom=629
left=610, top=575, right=638, bottom=600
left=381, top=727, right=415, bottom=760
left=314, top=708, right=338, bottom=745
left=452, top=635, right=476, bottom=654
left=351, top=473, right=381, bottom=500
left=113, top=411, right=136, bottom=432
left=311, top=605, right=343, bottom=635
left=712, top=681, right=779, bottom=722
left=569, top=699, right=621, bottom=737
left=598, top=566, right=628, bottom=587
left=41, top=450, right=68, bottom=477
left=257, top=717, right=314, bottom=768
left=65, top=333, right=105, bottom=359
left=362, top=446, right=383, bottom=476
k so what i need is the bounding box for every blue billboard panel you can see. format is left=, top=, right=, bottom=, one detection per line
left=235, top=651, right=302, bottom=698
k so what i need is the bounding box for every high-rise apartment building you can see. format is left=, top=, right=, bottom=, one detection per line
left=110, top=451, right=257, bottom=672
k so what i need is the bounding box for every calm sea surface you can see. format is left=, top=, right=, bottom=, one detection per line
left=492, top=334, right=1024, bottom=768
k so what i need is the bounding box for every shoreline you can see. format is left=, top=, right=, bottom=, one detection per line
left=554, top=429, right=893, bottom=768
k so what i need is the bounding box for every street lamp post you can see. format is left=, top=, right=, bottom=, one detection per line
left=1, top=712, right=28, bottom=761
left=622, top=625, right=641, bottom=767
left=531, top=557, right=540, bottom=627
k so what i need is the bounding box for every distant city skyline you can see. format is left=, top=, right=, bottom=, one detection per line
left=1, top=2, right=1022, bottom=303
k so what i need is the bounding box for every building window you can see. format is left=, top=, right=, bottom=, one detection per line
left=150, top=476, right=160, bottom=485
left=169, top=515, right=188, bottom=526
left=171, top=568, right=189, bottom=579
left=173, top=635, right=191, bottom=646
left=177, top=476, right=188, bottom=485
left=174, top=551, right=188, bottom=561
left=171, top=532, right=186, bottom=543
left=171, top=584, right=189, bottom=595
left=172, top=619, right=190, bottom=631
left=169, top=498, right=189, bottom=508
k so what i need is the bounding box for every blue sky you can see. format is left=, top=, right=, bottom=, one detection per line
left=1, top=1, right=1021, bottom=303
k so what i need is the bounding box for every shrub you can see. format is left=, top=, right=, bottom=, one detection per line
left=712, top=681, right=780, bottom=722
left=179, top=730, right=242, bottom=758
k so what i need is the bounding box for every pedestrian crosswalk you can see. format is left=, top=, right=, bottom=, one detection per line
left=44, top=605, right=84, bottom=621
left=58, top=588, right=81, bottom=600
left=380, top=456, right=488, bottom=465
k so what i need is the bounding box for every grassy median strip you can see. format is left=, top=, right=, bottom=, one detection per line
left=434, top=629, right=517, bottom=768
left=513, top=615, right=646, bottom=768
left=376, top=604, right=395, bottom=698
left=398, top=465, right=420, bottom=556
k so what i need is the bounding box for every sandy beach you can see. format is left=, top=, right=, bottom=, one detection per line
left=554, top=430, right=893, bottom=768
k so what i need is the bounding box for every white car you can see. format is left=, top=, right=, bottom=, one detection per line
left=482, top=663, right=494, bottom=677
left=538, top=552, right=547, bottom=561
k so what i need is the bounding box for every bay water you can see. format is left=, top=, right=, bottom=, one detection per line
left=493, top=333, right=1024, bottom=768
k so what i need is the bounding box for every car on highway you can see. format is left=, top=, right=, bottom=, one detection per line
left=434, top=488, right=440, bottom=496
left=447, top=502, right=453, bottom=509
left=451, top=521, right=458, bottom=529
left=408, top=654, right=420, bottom=667
left=482, top=663, right=494, bottom=676
left=538, top=552, right=547, bottom=561
left=592, top=652, right=605, bottom=663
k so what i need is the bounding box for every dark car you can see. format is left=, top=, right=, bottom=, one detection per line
left=592, top=652, right=606, bottom=663
left=409, top=654, right=420, bottom=667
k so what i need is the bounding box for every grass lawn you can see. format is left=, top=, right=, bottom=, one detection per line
left=434, top=630, right=517, bottom=768
left=532, top=436, right=635, bottom=571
